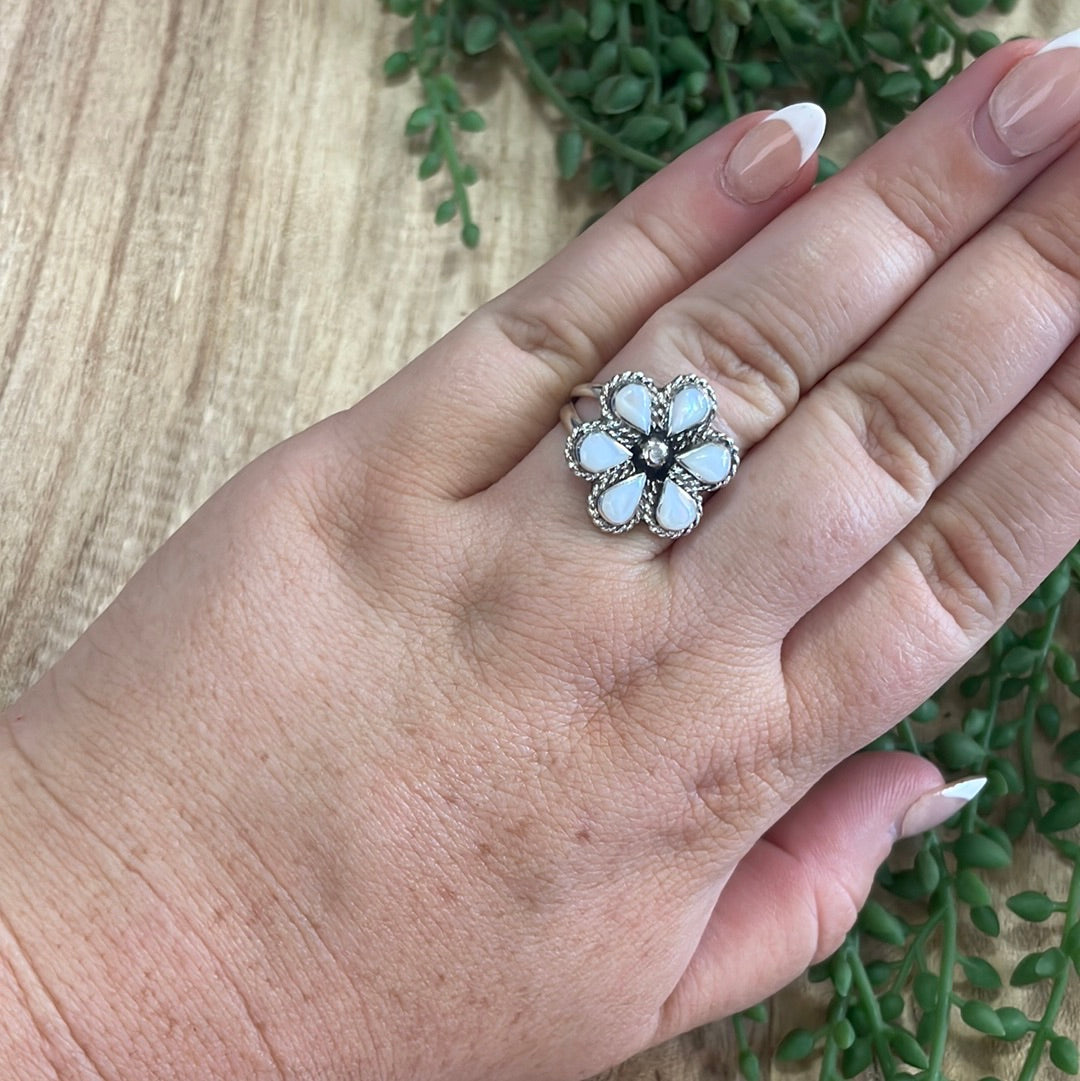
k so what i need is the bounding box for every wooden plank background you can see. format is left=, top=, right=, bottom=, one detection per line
left=0, top=2, right=1077, bottom=1078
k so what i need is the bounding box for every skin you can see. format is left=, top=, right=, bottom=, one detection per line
left=1, top=37, right=1078, bottom=1081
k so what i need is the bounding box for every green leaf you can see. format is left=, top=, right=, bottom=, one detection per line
left=864, top=959, right=894, bottom=986
left=458, top=110, right=485, bottom=133
left=968, top=29, right=1001, bottom=57
left=434, top=199, right=457, bottom=225
left=626, top=47, right=658, bottom=77
left=879, top=992, right=904, bottom=1022
left=960, top=955, right=1002, bottom=989
left=911, top=699, right=940, bottom=723
left=961, top=999, right=1006, bottom=1037
left=841, top=1038, right=873, bottom=1078
left=556, top=130, right=585, bottom=180
left=1054, top=649, right=1079, bottom=683
left=876, top=71, right=922, bottom=100
left=889, top=1028, right=929, bottom=1069
left=913, top=970, right=939, bottom=1011
left=738, top=1048, right=761, bottom=1081
left=1001, top=645, right=1040, bottom=674
left=881, top=0, right=920, bottom=35
left=462, top=14, right=499, bottom=55
left=834, top=1018, right=856, bottom=1050
left=954, top=833, right=1011, bottom=869
left=383, top=51, right=411, bottom=78
left=776, top=1028, right=817, bottom=1061
left=956, top=869, right=991, bottom=907
left=587, top=41, right=619, bottom=82
left=588, top=0, right=616, bottom=40
left=1063, top=921, right=1080, bottom=967
left=822, top=75, right=857, bottom=110
left=1010, top=949, right=1066, bottom=986
left=418, top=150, right=442, bottom=180
left=619, top=115, right=673, bottom=146
left=863, top=30, right=906, bottom=60
left=950, top=0, right=990, bottom=14
left=1052, top=1035, right=1080, bottom=1075
left=405, top=106, right=436, bottom=135
left=666, top=35, right=711, bottom=73
left=996, top=1006, right=1032, bottom=1041
left=736, top=61, right=772, bottom=90
left=1007, top=891, right=1055, bottom=922
left=1039, top=798, right=1080, bottom=833
left=560, top=9, right=588, bottom=42
left=831, top=954, right=852, bottom=997
left=859, top=900, right=907, bottom=946
left=743, top=1002, right=768, bottom=1024
left=971, top=904, right=1000, bottom=936
left=461, top=222, right=480, bottom=249
left=591, top=74, right=647, bottom=115
left=934, top=730, right=984, bottom=770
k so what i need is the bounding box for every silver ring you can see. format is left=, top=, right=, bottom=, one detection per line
left=562, top=372, right=739, bottom=537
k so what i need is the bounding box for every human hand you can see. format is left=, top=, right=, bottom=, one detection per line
left=2, top=32, right=1079, bottom=1081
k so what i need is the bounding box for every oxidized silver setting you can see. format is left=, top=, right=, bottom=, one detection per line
left=562, top=371, right=739, bottom=538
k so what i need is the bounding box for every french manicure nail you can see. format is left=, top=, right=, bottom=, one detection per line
left=896, top=776, right=988, bottom=839
left=987, top=28, right=1080, bottom=158
left=722, top=102, right=826, bottom=204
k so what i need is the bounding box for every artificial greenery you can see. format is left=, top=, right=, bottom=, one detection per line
left=382, top=0, right=1012, bottom=246
left=381, top=5, right=1080, bottom=1077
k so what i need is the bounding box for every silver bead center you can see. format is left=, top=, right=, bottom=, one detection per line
left=642, top=438, right=670, bottom=468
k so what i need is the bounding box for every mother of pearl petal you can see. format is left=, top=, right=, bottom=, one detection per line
left=598, top=472, right=646, bottom=526
left=677, top=442, right=732, bottom=484
left=613, top=383, right=653, bottom=433
left=577, top=431, right=631, bottom=472
left=656, top=477, right=698, bottom=532
left=668, top=385, right=711, bottom=435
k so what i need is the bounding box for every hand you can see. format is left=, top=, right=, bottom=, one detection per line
left=2, top=34, right=1078, bottom=1081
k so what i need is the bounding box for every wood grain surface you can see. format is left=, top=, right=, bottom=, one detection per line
left=1, top=2, right=1078, bottom=1079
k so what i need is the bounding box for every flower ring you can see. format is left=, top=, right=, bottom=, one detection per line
left=562, top=372, right=739, bottom=537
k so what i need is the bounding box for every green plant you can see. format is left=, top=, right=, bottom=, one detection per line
left=382, top=0, right=1013, bottom=244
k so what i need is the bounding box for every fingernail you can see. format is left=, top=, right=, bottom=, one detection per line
left=986, top=29, right=1080, bottom=158
left=722, top=102, right=826, bottom=204
left=896, top=776, right=988, bottom=839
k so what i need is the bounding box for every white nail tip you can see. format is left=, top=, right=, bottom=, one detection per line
left=1036, top=27, right=1080, bottom=54
left=769, top=102, right=827, bottom=167
left=939, top=776, right=989, bottom=803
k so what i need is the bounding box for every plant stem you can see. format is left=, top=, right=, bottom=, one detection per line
left=849, top=943, right=898, bottom=1080
left=925, top=864, right=958, bottom=1081
left=1016, top=859, right=1080, bottom=1081
left=1020, top=602, right=1063, bottom=820
left=480, top=2, right=666, bottom=172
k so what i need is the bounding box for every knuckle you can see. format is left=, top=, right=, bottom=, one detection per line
left=900, top=505, right=1023, bottom=637
left=621, top=198, right=702, bottom=293
left=833, top=365, right=963, bottom=507
left=859, top=162, right=956, bottom=262
left=479, top=291, right=607, bottom=385
left=1002, top=204, right=1080, bottom=295
left=655, top=294, right=810, bottom=427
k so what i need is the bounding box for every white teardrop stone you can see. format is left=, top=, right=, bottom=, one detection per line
left=668, top=386, right=711, bottom=434
left=577, top=431, right=631, bottom=473
left=656, top=478, right=698, bottom=532
left=598, top=473, right=646, bottom=526
left=677, top=442, right=732, bottom=484
left=612, top=383, right=652, bottom=432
